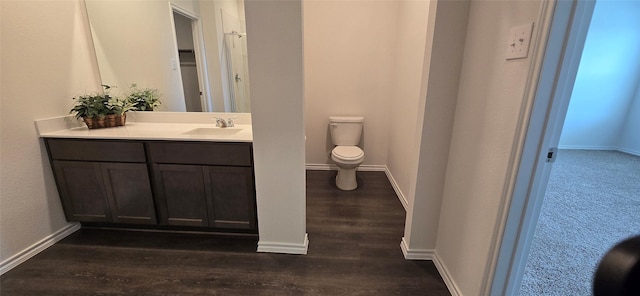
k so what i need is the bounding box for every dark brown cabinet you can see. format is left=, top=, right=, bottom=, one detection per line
left=152, top=164, right=210, bottom=227
left=205, top=166, right=255, bottom=230
left=101, top=162, right=156, bottom=224
left=51, top=160, right=111, bottom=222
left=47, top=139, right=156, bottom=225
left=45, top=138, right=257, bottom=233
left=148, top=142, right=257, bottom=231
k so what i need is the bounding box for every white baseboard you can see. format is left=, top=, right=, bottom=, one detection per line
left=400, top=237, right=435, bottom=260
left=305, top=163, right=335, bottom=171
left=617, top=147, right=640, bottom=157
left=305, top=163, right=386, bottom=171
left=257, top=233, right=309, bottom=255
left=400, top=238, right=461, bottom=296
left=0, top=223, right=80, bottom=275
left=432, top=250, right=463, bottom=296
left=305, top=164, right=408, bottom=210
left=558, top=144, right=616, bottom=150
left=356, top=165, right=386, bottom=172
left=383, top=167, right=409, bottom=210
left=558, top=145, right=640, bottom=156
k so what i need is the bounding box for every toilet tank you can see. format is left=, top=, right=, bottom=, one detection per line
left=329, top=116, right=364, bottom=146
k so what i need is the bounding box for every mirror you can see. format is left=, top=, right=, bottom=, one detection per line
left=85, top=0, right=250, bottom=112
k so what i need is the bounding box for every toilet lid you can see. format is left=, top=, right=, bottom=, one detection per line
left=332, top=146, right=364, bottom=160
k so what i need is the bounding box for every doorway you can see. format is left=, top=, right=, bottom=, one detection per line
left=489, top=1, right=596, bottom=295
left=492, top=0, right=640, bottom=294
left=172, top=9, right=204, bottom=112
left=520, top=1, right=640, bottom=294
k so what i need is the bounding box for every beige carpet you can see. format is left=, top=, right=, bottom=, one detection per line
left=520, top=149, right=640, bottom=296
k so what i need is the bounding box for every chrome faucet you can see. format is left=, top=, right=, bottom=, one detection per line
left=215, top=117, right=236, bottom=128
left=215, top=117, right=228, bottom=128
left=227, top=116, right=236, bottom=127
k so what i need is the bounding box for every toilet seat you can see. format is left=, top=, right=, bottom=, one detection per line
left=332, top=146, right=364, bottom=162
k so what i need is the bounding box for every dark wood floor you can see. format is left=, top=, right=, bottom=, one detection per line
left=1, top=171, right=450, bottom=295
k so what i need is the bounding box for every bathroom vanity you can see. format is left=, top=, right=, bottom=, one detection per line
left=36, top=115, right=257, bottom=234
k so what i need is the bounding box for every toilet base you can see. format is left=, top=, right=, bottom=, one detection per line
left=335, top=167, right=357, bottom=191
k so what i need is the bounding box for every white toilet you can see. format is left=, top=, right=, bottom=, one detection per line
left=329, top=116, right=365, bottom=190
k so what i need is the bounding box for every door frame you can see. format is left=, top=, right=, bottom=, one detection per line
left=487, top=0, right=596, bottom=295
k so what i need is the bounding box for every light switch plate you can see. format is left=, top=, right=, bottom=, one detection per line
left=506, top=22, right=534, bottom=60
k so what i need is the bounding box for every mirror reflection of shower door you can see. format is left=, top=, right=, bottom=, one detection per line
left=223, top=32, right=251, bottom=113
left=220, top=8, right=250, bottom=113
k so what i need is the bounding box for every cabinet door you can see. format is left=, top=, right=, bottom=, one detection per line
left=204, top=166, right=256, bottom=230
left=52, top=161, right=110, bottom=222
left=152, top=164, right=209, bottom=227
left=100, top=163, right=156, bottom=225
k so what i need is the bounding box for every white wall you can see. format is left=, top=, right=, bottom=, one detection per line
left=304, top=1, right=400, bottom=166
left=402, top=0, right=469, bottom=255
left=245, top=0, right=308, bottom=254
left=619, top=83, right=640, bottom=154
left=559, top=0, right=640, bottom=154
left=85, top=0, right=187, bottom=111
left=0, top=0, right=101, bottom=267
left=434, top=1, right=544, bottom=295
left=385, top=0, right=430, bottom=207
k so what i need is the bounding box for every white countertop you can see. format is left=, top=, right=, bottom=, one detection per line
left=38, top=122, right=253, bottom=142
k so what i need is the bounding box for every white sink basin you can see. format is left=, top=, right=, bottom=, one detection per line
left=183, top=128, right=242, bottom=136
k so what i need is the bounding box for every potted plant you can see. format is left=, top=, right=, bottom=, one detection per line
left=127, top=84, right=161, bottom=111
left=70, top=85, right=118, bottom=129
left=106, top=97, right=135, bottom=126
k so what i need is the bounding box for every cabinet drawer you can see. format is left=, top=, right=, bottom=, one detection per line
left=147, top=142, right=252, bottom=166
left=46, top=139, right=146, bottom=162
